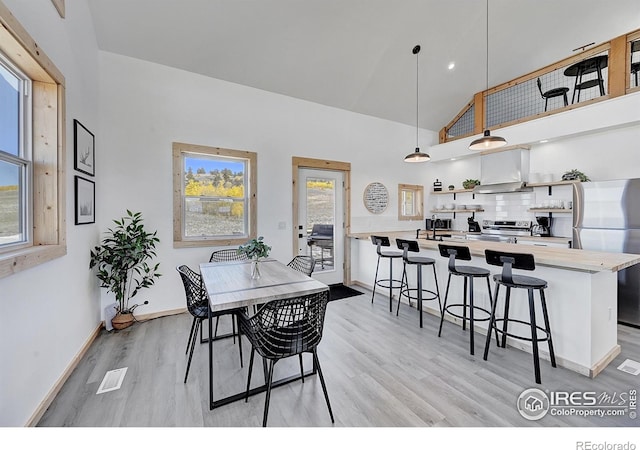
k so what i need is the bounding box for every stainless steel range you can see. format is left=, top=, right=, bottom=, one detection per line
left=466, top=219, right=532, bottom=243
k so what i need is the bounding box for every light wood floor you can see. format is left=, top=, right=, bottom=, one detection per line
left=37, top=289, right=640, bottom=428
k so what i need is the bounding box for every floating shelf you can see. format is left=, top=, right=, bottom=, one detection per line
left=528, top=208, right=573, bottom=213
left=526, top=180, right=579, bottom=188
left=431, top=209, right=484, bottom=213
left=431, top=188, right=475, bottom=195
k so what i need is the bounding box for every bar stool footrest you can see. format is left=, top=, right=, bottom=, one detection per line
left=492, top=318, right=552, bottom=342
left=443, top=304, right=491, bottom=322
left=400, top=287, right=439, bottom=303
left=375, top=278, right=403, bottom=290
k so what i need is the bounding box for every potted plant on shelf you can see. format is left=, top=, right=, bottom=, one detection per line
left=462, top=179, right=481, bottom=190
left=238, top=236, right=271, bottom=279
left=561, top=169, right=590, bottom=182
left=89, top=210, right=161, bottom=330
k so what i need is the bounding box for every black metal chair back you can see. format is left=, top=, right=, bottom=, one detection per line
left=209, top=249, right=249, bottom=262
left=485, top=249, right=536, bottom=285
left=241, top=291, right=328, bottom=359
left=396, top=238, right=420, bottom=253
left=371, top=235, right=391, bottom=246
left=287, top=255, right=316, bottom=276
left=438, top=243, right=472, bottom=274
left=177, top=265, right=208, bottom=318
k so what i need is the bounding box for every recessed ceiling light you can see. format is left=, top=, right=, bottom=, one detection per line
left=539, top=140, right=548, bottom=143
left=448, top=62, right=455, bottom=70
left=450, top=158, right=457, bottom=161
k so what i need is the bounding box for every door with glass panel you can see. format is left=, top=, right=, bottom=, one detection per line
left=297, top=168, right=344, bottom=285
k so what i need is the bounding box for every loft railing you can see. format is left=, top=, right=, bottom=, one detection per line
left=440, top=28, right=640, bottom=144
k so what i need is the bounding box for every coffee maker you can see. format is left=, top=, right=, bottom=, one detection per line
left=531, top=216, right=552, bottom=236
left=468, top=217, right=481, bottom=233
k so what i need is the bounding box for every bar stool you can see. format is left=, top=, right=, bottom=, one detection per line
left=483, top=249, right=556, bottom=384
left=395, top=238, right=442, bottom=328
left=437, top=244, right=496, bottom=356
left=371, top=235, right=403, bottom=312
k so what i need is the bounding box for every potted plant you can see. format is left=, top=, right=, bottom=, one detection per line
left=561, top=169, right=590, bottom=182
left=89, top=210, right=161, bottom=330
left=238, top=236, right=271, bottom=279
left=462, top=179, right=481, bottom=190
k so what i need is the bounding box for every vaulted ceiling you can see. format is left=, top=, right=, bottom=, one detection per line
left=87, top=0, right=640, bottom=132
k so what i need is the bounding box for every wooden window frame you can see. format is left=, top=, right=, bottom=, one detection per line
left=397, top=183, right=424, bottom=221
left=0, top=1, right=66, bottom=279
left=172, top=142, right=257, bottom=248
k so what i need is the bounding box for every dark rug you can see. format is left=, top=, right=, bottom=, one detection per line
left=328, top=283, right=364, bottom=301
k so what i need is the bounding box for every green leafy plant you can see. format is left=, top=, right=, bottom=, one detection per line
left=237, top=236, right=271, bottom=260
left=462, top=179, right=481, bottom=189
left=562, top=169, right=590, bottom=182
left=89, top=210, right=161, bottom=314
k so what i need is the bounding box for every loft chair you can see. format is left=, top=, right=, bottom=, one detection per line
left=176, top=265, right=244, bottom=383
left=536, top=77, right=569, bottom=111
left=239, top=290, right=334, bottom=427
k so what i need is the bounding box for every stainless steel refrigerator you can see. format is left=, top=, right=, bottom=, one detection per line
left=573, top=178, right=640, bottom=328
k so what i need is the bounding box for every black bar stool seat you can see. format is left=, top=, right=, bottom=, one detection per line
left=483, top=249, right=556, bottom=385
left=395, top=238, right=442, bottom=328
left=371, top=235, right=403, bottom=312
left=437, top=244, right=498, bottom=356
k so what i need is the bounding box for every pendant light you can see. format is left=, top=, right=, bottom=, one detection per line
left=469, top=0, right=507, bottom=151
left=404, top=45, right=430, bottom=162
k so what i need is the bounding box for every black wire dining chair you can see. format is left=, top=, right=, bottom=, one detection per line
left=239, top=290, right=334, bottom=427
left=176, top=265, right=244, bottom=383
left=209, top=248, right=249, bottom=262
left=287, top=255, right=316, bottom=276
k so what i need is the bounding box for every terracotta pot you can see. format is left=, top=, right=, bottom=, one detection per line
left=112, top=312, right=135, bottom=330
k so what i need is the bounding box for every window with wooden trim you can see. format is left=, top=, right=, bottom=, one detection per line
left=173, top=142, right=257, bottom=247
left=0, top=3, right=66, bottom=279
left=398, top=184, right=423, bottom=221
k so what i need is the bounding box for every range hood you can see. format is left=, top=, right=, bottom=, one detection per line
left=473, top=148, right=532, bottom=194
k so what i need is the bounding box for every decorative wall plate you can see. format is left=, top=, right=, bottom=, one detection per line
left=363, top=182, right=389, bottom=214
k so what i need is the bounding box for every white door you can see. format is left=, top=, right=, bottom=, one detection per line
left=297, top=168, right=344, bottom=285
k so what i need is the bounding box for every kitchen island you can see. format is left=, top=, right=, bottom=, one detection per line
left=350, top=231, right=640, bottom=377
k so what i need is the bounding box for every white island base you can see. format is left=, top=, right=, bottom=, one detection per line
left=351, top=232, right=640, bottom=378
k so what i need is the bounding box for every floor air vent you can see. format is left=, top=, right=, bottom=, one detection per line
left=617, top=359, right=640, bottom=376
left=96, top=367, right=128, bottom=394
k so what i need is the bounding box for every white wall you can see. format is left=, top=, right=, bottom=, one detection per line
left=0, top=0, right=100, bottom=426
left=96, top=51, right=435, bottom=317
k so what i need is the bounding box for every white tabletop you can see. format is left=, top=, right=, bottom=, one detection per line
left=200, top=258, right=329, bottom=312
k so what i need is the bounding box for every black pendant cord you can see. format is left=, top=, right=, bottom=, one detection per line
left=416, top=46, right=419, bottom=149
left=485, top=0, right=489, bottom=94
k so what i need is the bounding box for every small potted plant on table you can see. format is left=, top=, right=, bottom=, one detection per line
left=90, top=210, right=161, bottom=330
left=238, top=236, right=271, bottom=279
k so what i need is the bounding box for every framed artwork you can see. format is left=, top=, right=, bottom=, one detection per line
left=363, top=182, right=389, bottom=214
left=75, top=176, right=95, bottom=225
left=74, top=119, right=95, bottom=176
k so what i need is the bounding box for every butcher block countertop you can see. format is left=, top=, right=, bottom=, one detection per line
left=350, top=231, right=640, bottom=273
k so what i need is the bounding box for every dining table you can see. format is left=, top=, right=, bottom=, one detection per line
left=200, top=258, right=329, bottom=410
left=563, top=54, right=608, bottom=104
